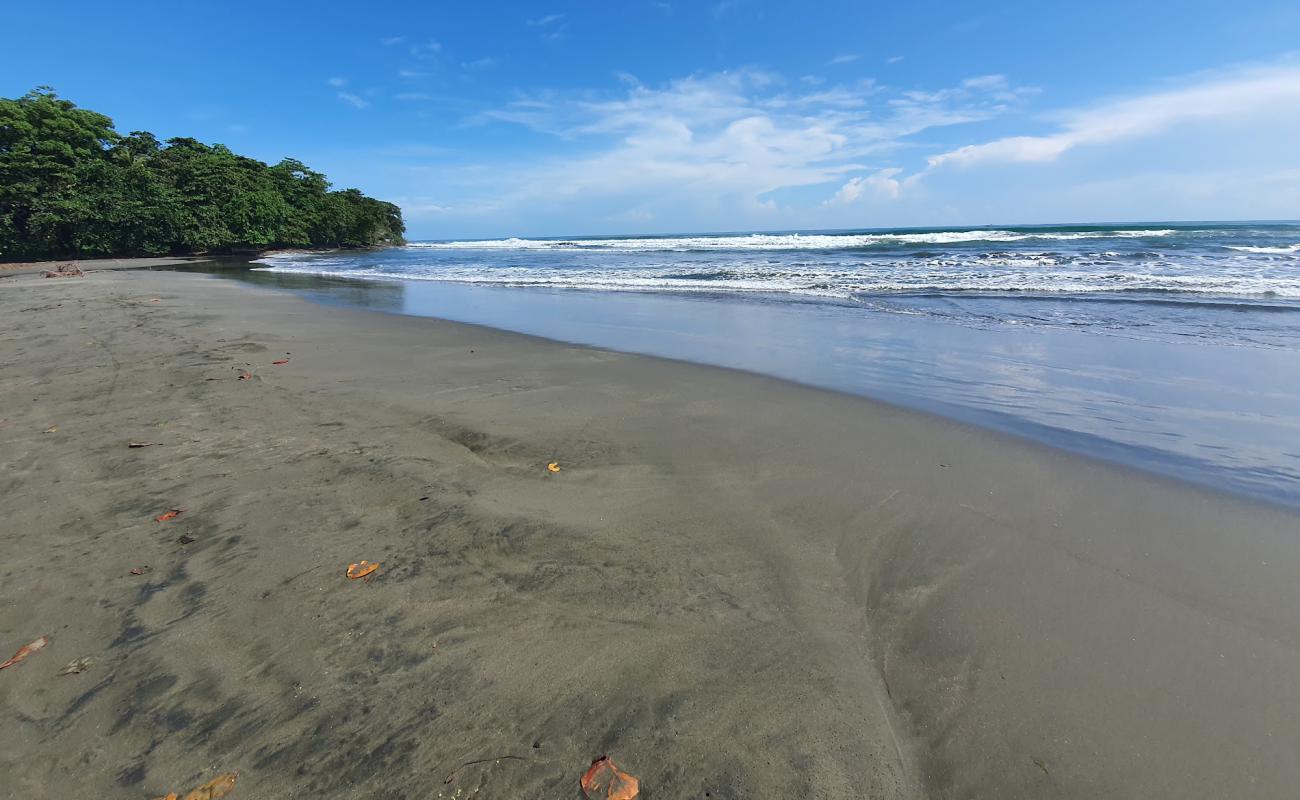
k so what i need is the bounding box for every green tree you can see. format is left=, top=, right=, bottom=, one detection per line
left=0, top=88, right=405, bottom=260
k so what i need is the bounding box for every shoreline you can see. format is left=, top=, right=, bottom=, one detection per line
left=3, top=269, right=1299, bottom=798
left=0, top=246, right=399, bottom=278
left=211, top=261, right=1300, bottom=509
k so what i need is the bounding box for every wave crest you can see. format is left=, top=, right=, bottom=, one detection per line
left=410, top=229, right=1180, bottom=252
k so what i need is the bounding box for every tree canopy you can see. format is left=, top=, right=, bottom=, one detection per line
left=0, top=88, right=404, bottom=261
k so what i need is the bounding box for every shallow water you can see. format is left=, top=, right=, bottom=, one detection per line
left=201, top=222, right=1300, bottom=505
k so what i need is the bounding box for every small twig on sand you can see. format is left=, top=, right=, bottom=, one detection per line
left=443, top=755, right=532, bottom=784
left=280, top=564, right=322, bottom=586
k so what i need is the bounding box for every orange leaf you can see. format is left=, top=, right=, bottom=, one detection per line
left=181, top=773, right=237, bottom=800
left=153, top=772, right=238, bottom=800
left=346, top=561, right=380, bottom=579
left=271, top=359, right=290, bottom=365
left=547, top=462, right=561, bottom=473
left=237, top=371, right=252, bottom=381
left=0, top=635, right=50, bottom=670
left=155, top=508, right=186, bottom=522
left=581, top=756, right=640, bottom=800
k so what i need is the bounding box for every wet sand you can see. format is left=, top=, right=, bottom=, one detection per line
left=1, top=269, right=1298, bottom=799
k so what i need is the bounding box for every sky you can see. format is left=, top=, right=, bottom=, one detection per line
left=5, top=0, right=1300, bottom=239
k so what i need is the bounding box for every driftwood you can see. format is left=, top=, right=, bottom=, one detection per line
left=41, top=262, right=85, bottom=278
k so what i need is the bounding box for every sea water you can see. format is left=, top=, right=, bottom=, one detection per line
left=240, top=221, right=1300, bottom=505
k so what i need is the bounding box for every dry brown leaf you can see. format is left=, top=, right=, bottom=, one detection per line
left=129, top=441, right=157, bottom=448
left=346, top=560, right=380, bottom=579
left=547, top=462, right=561, bottom=473
left=580, top=755, right=640, bottom=800
left=237, top=371, right=252, bottom=381
left=43, top=426, right=57, bottom=434
left=154, top=772, right=238, bottom=800
left=271, top=358, right=290, bottom=365
left=0, top=635, right=50, bottom=670
left=155, top=508, right=186, bottom=522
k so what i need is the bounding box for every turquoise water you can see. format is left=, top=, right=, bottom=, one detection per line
left=214, top=221, right=1300, bottom=505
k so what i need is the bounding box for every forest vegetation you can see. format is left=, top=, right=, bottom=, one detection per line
left=0, top=88, right=404, bottom=261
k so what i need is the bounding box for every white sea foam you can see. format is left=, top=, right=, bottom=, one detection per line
left=253, top=259, right=1300, bottom=298
left=252, top=225, right=1300, bottom=301
left=408, top=229, right=1179, bottom=251
left=1227, top=244, right=1300, bottom=254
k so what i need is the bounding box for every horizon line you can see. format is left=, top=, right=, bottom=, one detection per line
left=408, top=217, right=1300, bottom=242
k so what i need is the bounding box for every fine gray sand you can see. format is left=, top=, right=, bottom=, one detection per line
left=0, top=256, right=208, bottom=277
left=2, top=269, right=1298, bottom=799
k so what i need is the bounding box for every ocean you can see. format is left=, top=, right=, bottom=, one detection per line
left=236, top=221, right=1300, bottom=505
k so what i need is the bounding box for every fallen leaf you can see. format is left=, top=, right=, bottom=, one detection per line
left=59, top=656, right=93, bottom=675
left=547, top=462, right=561, bottom=473
left=129, top=441, right=157, bottom=448
left=237, top=371, right=252, bottom=381
left=130, top=566, right=151, bottom=575
left=149, top=298, right=162, bottom=303
left=271, top=359, right=290, bottom=365
left=0, top=635, right=50, bottom=670
left=177, top=534, right=196, bottom=545
left=156, top=508, right=186, bottom=522
left=580, top=756, right=640, bottom=800
left=346, top=560, right=380, bottom=580
left=154, top=772, right=238, bottom=800
left=43, top=426, right=58, bottom=434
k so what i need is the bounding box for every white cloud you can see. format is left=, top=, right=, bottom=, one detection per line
left=395, top=92, right=433, bottom=101
left=712, top=0, right=740, bottom=19
left=409, top=39, right=442, bottom=58
left=461, top=69, right=1031, bottom=218
left=887, top=55, right=905, bottom=64
left=337, top=92, right=369, bottom=109
left=928, top=63, right=1300, bottom=170
left=829, top=54, right=860, bottom=65
left=398, top=69, right=429, bottom=79
left=462, top=57, right=497, bottom=71
left=527, top=13, right=567, bottom=40
left=327, top=77, right=347, bottom=87
left=380, top=36, right=405, bottom=46
left=827, top=168, right=903, bottom=204
left=961, top=74, right=1010, bottom=92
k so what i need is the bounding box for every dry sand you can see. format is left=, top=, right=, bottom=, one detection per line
left=0, top=257, right=207, bottom=277
left=1, top=269, right=1297, bottom=799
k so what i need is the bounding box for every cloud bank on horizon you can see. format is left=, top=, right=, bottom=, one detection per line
left=5, top=0, right=1300, bottom=237
left=391, top=58, right=1300, bottom=236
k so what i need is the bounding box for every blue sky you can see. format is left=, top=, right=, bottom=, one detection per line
left=5, top=0, right=1300, bottom=238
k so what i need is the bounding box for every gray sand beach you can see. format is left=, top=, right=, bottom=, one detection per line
left=2, top=269, right=1298, bottom=799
